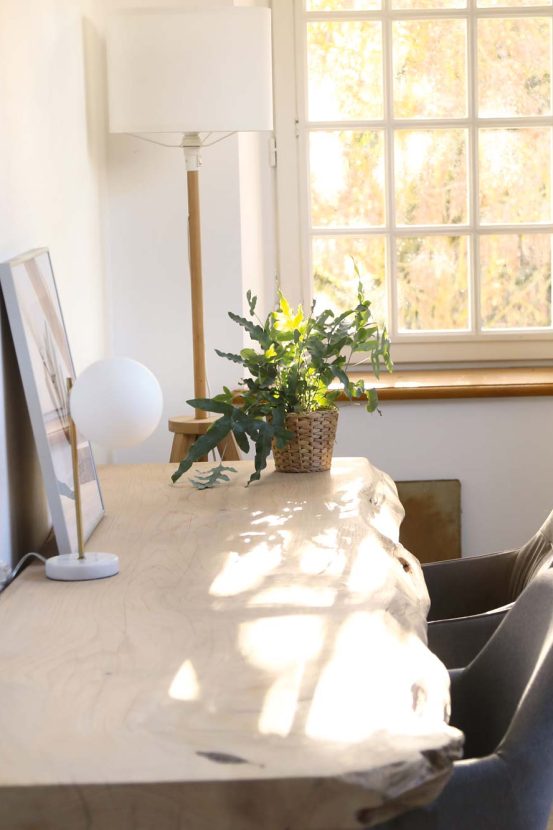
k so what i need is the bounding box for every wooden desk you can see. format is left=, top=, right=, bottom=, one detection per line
left=0, top=459, right=463, bottom=829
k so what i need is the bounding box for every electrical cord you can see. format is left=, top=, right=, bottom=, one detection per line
left=0, top=552, right=47, bottom=595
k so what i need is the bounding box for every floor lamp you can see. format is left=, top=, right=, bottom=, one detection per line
left=106, top=8, right=273, bottom=462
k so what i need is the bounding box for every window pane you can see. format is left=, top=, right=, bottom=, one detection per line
left=478, top=0, right=550, bottom=9
left=480, top=234, right=552, bottom=329
left=397, top=236, right=469, bottom=330
left=394, top=130, right=468, bottom=226
left=310, top=132, right=385, bottom=228
left=479, top=128, right=551, bottom=224
left=393, top=0, right=465, bottom=9
left=307, top=22, right=383, bottom=121
left=307, top=0, right=381, bottom=9
left=393, top=20, right=467, bottom=118
left=478, top=18, right=551, bottom=117
left=312, top=236, right=387, bottom=324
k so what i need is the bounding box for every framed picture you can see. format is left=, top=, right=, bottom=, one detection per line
left=0, top=248, right=104, bottom=554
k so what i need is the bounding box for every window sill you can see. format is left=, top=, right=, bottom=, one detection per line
left=347, top=367, right=553, bottom=402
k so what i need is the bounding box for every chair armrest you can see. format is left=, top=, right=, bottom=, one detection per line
left=423, top=549, right=518, bottom=621
left=428, top=607, right=510, bottom=669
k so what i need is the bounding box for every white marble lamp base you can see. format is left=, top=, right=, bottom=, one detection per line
left=45, top=553, right=119, bottom=581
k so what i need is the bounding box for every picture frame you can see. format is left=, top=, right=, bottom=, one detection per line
left=0, top=248, right=104, bottom=554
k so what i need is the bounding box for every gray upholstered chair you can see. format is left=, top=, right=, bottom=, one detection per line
left=373, top=569, right=553, bottom=830
left=424, top=508, right=553, bottom=668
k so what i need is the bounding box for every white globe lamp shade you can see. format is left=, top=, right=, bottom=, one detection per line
left=70, top=358, right=163, bottom=449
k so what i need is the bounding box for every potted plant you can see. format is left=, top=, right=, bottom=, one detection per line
left=172, top=282, right=392, bottom=488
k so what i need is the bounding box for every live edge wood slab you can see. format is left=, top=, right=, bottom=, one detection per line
left=0, top=459, right=463, bottom=830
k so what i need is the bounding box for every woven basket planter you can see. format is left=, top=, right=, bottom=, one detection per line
left=272, top=409, right=339, bottom=473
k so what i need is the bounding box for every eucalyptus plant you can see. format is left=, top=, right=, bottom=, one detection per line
left=172, top=282, right=392, bottom=487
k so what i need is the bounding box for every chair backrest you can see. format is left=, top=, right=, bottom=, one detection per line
left=372, top=575, right=553, bottom=828
left=508, top=508, right=553, bottom=600
left=451, top=570, right=553, bottom=768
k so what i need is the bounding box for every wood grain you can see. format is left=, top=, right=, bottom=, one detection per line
left=167, top=415, right=241, bottom=463
left=231, top=367, right=553, bottom=405
left=0, top=459, right=463, bottom=829
left=351, top=366, right=553, bottom=401
left=187, top=168, right=207, bottom=418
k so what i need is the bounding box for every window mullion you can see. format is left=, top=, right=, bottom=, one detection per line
left=383, top=0, right=398, bottom=341
left=468, top=0, right=480, bottom=336
left=313, top=223, right=553, bottom=234
left=297, top=1, right=313, bottom=310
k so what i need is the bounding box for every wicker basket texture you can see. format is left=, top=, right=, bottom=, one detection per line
left=272, top=409, right=339, bottom=473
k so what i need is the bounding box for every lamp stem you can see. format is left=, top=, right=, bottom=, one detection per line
left=66, top=378, right=85, bottom=559
left=187, top=168, right=208, bottom=419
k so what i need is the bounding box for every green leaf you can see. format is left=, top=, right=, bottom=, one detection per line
left=215, top=387, right=234, bottom=405
left=171, top=416, right=233, bottom=483
left=228, top=312, right=267, bottom=344
left=330, top=364, right=352, bottom=398
left=274, top=293, right=305, bottom=333
left=314, top=308, right=334, bottom=326
left=278, top=292, right=292, bottom=317
left=214, top=349, right=245, bottom=365
left=305, top=336, right=325, bottom=360
left=248, top=426, right=274, bottom=486
left=190, top=464, right=238, bottom=490
left=365, top=387, right=380, bottom=413
left=246, top=289, right=257, bottom=316
left=324, top=389, right=341, bottom=405
left=187, top=398, right=233, bottom=416
left=352, top=379, right=365, bottom=399
left=231, top=421, right=251, bottom=454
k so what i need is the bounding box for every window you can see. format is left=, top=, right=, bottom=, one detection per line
left=272, top=0, right=553, bottom=363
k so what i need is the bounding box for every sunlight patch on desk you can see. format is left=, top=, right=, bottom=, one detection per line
left=300, top=528, right=346, bottom=577
left=258, top=664, right=306, bottom=737
left=251, top=513, right=292, bottom=528
left=239, top=531, right=266, bottom=545
left=210, top=541, right=283, bottom=597
left=248, top=585, right=337, bottom=608
left=347, top=534, right=393, bottom=597
left=326, top=476, right=366, bottom=520
left=371, top=507, right=402, bottom=541
left=168, top=660, right=200, bottom=702
left=239, top=615, right=326, bottom=672
left=305, top=612, right=411, bottom=743
left=281, top=504, right=305, bottom=514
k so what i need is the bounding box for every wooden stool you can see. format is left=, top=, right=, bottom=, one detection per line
left=168, top=415, right=241, bottom=463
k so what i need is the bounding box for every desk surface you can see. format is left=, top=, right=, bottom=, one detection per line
left=0, top=459, right=462, bottom=829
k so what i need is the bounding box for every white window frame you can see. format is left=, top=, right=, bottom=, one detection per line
left=272, top=0, right=553, bottom=364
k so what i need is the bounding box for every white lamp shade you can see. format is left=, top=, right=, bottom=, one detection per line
left=70, top=358, right=163, bottom=450
left=107, top=8, right=273, bottom=134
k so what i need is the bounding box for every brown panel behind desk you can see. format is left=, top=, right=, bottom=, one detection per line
left=395, top=480, right=461, bottom=564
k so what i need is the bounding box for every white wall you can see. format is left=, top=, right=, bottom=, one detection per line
left=0, top=0, right=108, bottom=567
left=335, top=396, right=553, bottom=556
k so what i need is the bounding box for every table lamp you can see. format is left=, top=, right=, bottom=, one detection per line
left=44, top=357, right=163, bottom=581
left=106, top=8, right=273, bottom=459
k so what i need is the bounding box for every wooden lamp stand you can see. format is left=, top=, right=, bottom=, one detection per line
left=168, top=137, right=240, bottom=464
